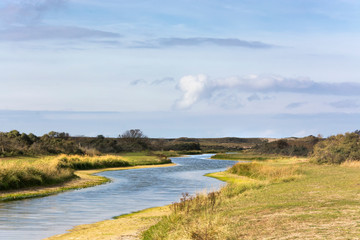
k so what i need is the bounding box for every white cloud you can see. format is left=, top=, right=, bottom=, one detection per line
left=174, top=74, right=360, bottom=109
left=175, top=74, right=207, bottom=109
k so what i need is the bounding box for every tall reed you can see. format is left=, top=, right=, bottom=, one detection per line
left=0, top=158, right=74, bottom=190
left=55, top=154, right=130, bottom=170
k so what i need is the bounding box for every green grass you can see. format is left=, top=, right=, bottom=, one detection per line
left=142, top=155, right=360, bottom=239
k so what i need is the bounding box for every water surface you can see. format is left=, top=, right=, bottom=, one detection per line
left=0, top=154, right=235, bottom=240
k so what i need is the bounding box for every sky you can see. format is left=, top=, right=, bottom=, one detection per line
left=1, top=0, right=360, bottom=138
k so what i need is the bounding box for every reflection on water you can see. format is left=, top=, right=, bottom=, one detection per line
left=0, top=154, right=235, bottom=240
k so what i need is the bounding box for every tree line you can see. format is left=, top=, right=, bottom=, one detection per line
left=0, top=129, right=201, bottom=157
left=253, top=135, right=321, bottom=157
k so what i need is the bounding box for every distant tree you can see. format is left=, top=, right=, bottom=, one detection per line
left=48, top=131, right=57, bottom=138
left=119, top=129, right=147, bottom=139
left=47, top=131, right=70, bottom=139
left=119, top=129, right=149, bottom=151
left=97, top=135, right=105, bottom=139
left=7, top=130, right=20, bottom=138
left=20, top=133, right=32, bottom=145
left=57, top=132, right=70, bottom=139
left=28, top=133, right=39, bottom=143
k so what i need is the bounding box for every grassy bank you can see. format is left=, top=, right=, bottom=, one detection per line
left=46, top=206, right=172, bottom=240
left=143, top=156, right=360, bottom=239
left=0, top=153, right=172, bottom=201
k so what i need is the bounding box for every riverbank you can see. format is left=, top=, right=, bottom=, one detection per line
left=143, top=156, right=360, bottom=239
left=46, top=206, right=172, bottom=240
left=0, top=154, right=174, bottom=202
left=44, top=155, right=300, bottom=240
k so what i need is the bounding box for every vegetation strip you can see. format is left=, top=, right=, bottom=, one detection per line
left=0, top=163, right=175, bottom=202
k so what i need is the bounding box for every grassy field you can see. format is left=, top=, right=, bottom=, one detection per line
left=143, top=155, right=360, bottom=239
left=0, top=153, right=171, bottom=193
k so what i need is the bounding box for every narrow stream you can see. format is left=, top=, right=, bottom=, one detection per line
left=0, top=154, right=236, bottom=240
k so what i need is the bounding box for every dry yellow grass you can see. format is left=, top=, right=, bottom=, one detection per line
left=0, top=156, right=75, bottom=190
left=341, top=160, right=360, bottom=167
left=228, top=161, right=302, bottom=183
left=0, top=163, right=175, bottom=201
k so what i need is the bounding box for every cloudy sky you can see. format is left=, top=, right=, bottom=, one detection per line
left=1, top=0, right=360, bottom=138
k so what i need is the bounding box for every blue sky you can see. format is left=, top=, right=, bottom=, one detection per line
left=1, top=0, right=360, bottom=138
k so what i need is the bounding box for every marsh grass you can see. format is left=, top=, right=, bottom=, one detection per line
left=56, top=155, right=130, bottom=170
left=341, top=160, right=360, bottom=168
left=0, top=157, right=75, bottom=190
left=0, top=153, right=170, bottom=191
left=228, top=162, right=301, bottom=183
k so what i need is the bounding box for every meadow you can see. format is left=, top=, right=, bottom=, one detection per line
left=142, top=154, right=360, bottom=239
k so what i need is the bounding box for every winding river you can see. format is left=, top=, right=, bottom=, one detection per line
left=0, top=154, right=236, bottom=240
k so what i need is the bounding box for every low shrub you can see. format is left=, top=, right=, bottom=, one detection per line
left=311, top=132, right=360, bottom=164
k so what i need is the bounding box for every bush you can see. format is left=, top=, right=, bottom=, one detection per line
left=253, top=136, right=320, bottom=157
left=311, top=132, right=360, bottom=164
